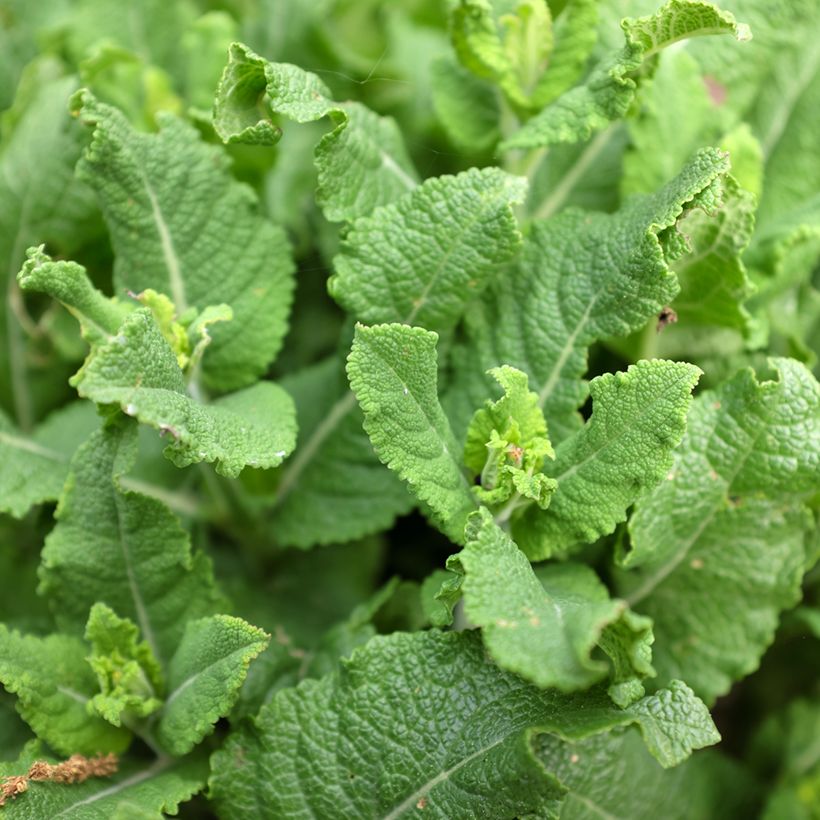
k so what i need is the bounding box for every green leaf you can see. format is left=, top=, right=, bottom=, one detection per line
left=451, top=508, right=654, bottom=698
left=464, top=365, right=556, bottom=510
left=347, top=323, right=477, bottom=544
left=213, top=43, right=418, bottom=221
left=666, top=176, right=756, bottom=335
left=209, top=630, right=718, bottom=818
left=17, top=247, right=130, bottom=345
left=0, top=741, right=207, bottom=818
left=512, top=360, right=701, bottom=560
left=0, top=68, right=98, bottom=428
left=501, top=0, right=750, bottom=150
left=19, top=249, right=297, bottom=478
left=85, top=604, right=163, bottom=729
left=0, top=401, right=98, bottom=518
left=271, top=356, right=413, bottom=549
left=532, top=0, right=599, bottom=106
left=40, top=418, right=223, bottom=668
left=445, top=148, right=728, bottom=444
left=157, top=615, right=268, bottom=756
left=536, top=728, right=753, bottom=819
left=0, top=627, right=130, bottom=756
left=328, top=167, right=526, bottom=332
left=621, top=50, right=717, bottom=197
left=60, top=298, right=295, bottom=477
left=616, top=358, right=820, bottom=702
left=449, top=0, right=569, bottom=112
left=429, top=57, right=500, bottom=152
left=70, top=90, right=295, bottom=393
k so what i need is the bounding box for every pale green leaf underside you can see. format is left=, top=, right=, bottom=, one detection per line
left=0, top=742, right=207, bottom=819
left=616, top=358, right=820, bottom=702
left=157, top=615, right=268, bottom=756
left=209, top=630, right=718, bottom=819
left=453, top=508, right=652, bottom=696
left=513, top=360, right=701, bottom=560
left=71, top=90, right=295, bottom=393
left=329, top=167, right=526, bottom=332
left=0, top=401, right=98, bottom=518
left=75, top=310, right=296, bottom=478
left=502, top=0, right=750, bottom=150
left=213, top=43, right=418, bottom=222
left=445, top=148, right=728, bottom=445
left=40, top=419, right=222, bottom=668
left=347, top=323, right=476, bottom=544
left=272, top=357, right=413, bottom=549
left=0, top=628, right=129, bottom=757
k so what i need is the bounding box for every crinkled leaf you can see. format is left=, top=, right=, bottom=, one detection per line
left=81, top=311, right=294, bottom=477
left=667, top=176, right=756, bottom=334
left=0, top=741, right=207, bottom=819
left=0, top=627, right=129, bottom=756
left=347, top=323, right=476, bottom=544
left=213, top=43, right=418, bottom=221
left=328, top=167, right=526, bottom=332
left=451, top=0, right=555, bottom=112
left=71, top=90, right=294, bottom=392
left=157, top=615, right=268, bottom=756
left=85, top=604, right=163, bottom=729
left=502, top=0, right=749, bottom=150
left=464, top=366, right=556, bottom=509
left=19, top=251, right=298, bottom=477
left=536, top=727, right=752, bottom=820
left=616, top=358, right=820, bottom=702
left=271, top=357, right=413, bottom=549
left=40, top=418, right=223, bottom=668
left=209, top=630, right=718, bottom=819
left=445, top=148, right=728, bottom=444
left=0, top=401, right=98, bottom=518
left=513, top=360, right=701, bottom=560
left=450, top=508, right=654, bottom=698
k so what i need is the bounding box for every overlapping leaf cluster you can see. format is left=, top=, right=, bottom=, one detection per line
left=0, top=0, right=818, bottom=817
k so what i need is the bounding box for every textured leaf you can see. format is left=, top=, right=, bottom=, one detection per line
left=271, top=357, right=412, bottom=549
left=209, top=630, right=718, bottom=819
left=18, top=251, right=298, bottom=477
left=328, top=167, right=526, bottom=332
left=450, top=0, right=554, bottom=112
left=616, top=358, right=820, bottom=701
left=84, top=604, right=163, bottom=729
left=347, top=323, right=477, bottom=544
left=213, top=43, right=418, bottom=222
left=512, top=360, right=700, bottom=560
left=666, top=176, right=756, bottom=334
left=70, top=90, right=294, bottom=393
left=445, top=148, right=728, bottom=444
left=450, top=508, right=654, bottom=698
left=88, top=318, right=294, bottom=476
left=464, top=366, right=556, bottom=510
left=502, top=0, right=749, bottom=150
left=0, top=742, right=206, bottom=819
left=0, top=69, right=98, bottom=427
left=536, top=727, right=752, bottom=820
left=0, top=401, right=98, bottom=518
left=157, top=615, right=268, bottom=756
left=0, top=627, right=129, bottom=756
left=621, top=50, right=717, bottom=197
left=40, top=418, right=222, bottom=668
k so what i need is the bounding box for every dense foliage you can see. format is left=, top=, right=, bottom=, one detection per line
left=0, top=0, right=818, bottom=817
